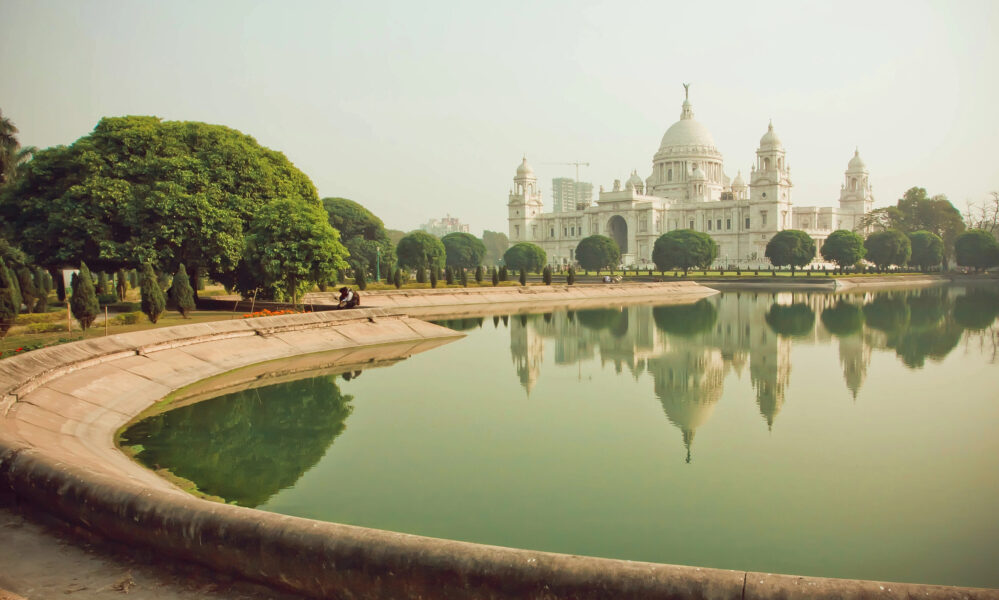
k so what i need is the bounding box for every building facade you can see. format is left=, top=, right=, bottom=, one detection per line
left=508, top=86, right=874, bottom=267
left=421, top=215, right=470, bottom=238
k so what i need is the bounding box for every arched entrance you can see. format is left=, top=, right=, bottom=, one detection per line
left=607, top=215, right=628, bottom=254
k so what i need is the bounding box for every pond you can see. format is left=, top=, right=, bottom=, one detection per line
left=120, top=284, right=999, bottom=588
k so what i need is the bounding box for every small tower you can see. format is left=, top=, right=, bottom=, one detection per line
left=508, top=157, right=543, bottom=242
left=749, top=121, right=793, bottom=233
left=688, top=163, right=709, bottom=202
left=731, top=170, right=747, bottom=201
left=839, top=149, right=874, bottom=232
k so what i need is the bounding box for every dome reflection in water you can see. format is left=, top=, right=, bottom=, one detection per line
left=121, top=285, right=999, bottom=589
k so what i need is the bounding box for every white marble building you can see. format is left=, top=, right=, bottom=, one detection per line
left=508, top=86, right=874, bottom=267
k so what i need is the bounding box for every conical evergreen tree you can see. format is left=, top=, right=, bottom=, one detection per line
left=475, top=266, right=483, bottom=284
left=445, top=267, right=454, bottom=285
left=170, top=264, right=196, bottom=318
left=6, top=264, right=21, bottom=312
left=542, top=265, right=552, bottom=285
left=33, top=267, right=49, bottom=312
left=0, top=262, right=18, bottom=338
left=491, top=268, right=499, bottom=286
left=116, top=268, right=128, bottom=301
left=354, top=265, right=367, bottom=291
left=393, top=268, right=402, bottom=289
left=96, top=271, right=109, bottom=296
left=519, top=269, right=526, bottom=286
left=567, top=266, right=575, bottom=285
left=17, top=267, right=37, bottom=313
left=70, top=262, right=100, bottom=330
left=140, top=263, right=166, bottom=324
left=430, top=267, right=438, bottom=289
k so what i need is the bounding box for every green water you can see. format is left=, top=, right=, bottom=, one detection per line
left=121, top=285, right=999, bottom=588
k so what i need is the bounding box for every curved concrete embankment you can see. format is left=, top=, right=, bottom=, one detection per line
left=1, top=304, right=997, bottom=599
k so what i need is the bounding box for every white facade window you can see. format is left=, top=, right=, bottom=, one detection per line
left=689, top=219, right=694, bottom=229
left=716, top=219, right=722, bottom=230
left=550, top=228, right=555, bottom=238
left=707, top=220, right=712, bottom=231
left=761, top=212, right=768, bottom=226
left=745, top=217, right=750, bottom=229
left=571, top=226, right=575, bottom=236
left=515, top=225, right=520, bottom=237
left=726, top=218, right=731, bottom=230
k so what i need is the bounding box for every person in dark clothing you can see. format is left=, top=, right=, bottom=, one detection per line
left=337, top=287, right=359, bottom=309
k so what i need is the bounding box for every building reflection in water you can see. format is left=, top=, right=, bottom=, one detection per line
left=504, top=286, right=997, bottom=461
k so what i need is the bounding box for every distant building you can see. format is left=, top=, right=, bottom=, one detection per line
left=552, top=178, right=594, bottom=213
left=421, top=215, right=470, bottom=238
left=508, top=85, right=875, bottom=267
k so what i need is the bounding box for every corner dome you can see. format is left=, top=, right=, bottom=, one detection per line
left=847, top=148, right=866, bottom=171
left=516, top=157, right=534, bottom=177
left=732, top=170, right=746, bottom=188
left=627, top=170, right=644, bottom=188
left=691, top=164, right=706, bottom=180
left=759, top=121, right=782, bottom=149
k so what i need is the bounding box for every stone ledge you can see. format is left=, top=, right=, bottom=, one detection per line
left=0, top=300, right=996, bottom=598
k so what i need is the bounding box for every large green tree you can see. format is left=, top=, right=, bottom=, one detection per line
left=0, top=116, right=320, bottom=294
left=503, top=242, right=546, bottom=273
left=321, top=197, right=393, bottom=277
left=396, top=231, right=446, bottom=271
left=820, top=229, right=866, bottom=271
left=954, top=229, right=999, bottom=272
left=481, top=230, right=510, bottom=266
left=859, top=187, right=964, bottom=264
left=244, top=198, right=349, bottom=304
left=652, top=229, right=718, bottom=274
left=765, top=230, right=816, bottom=273
left=442, top=232, right=486, bottom=269
left=907, top=230, right=944, bottom=271
left=575, top=235, right=621, bottom=273
left=865, top=229, right=911, bottom=271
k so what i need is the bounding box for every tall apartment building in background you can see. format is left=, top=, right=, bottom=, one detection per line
left=552, top=178, right=594, bottom=213
left=421, top=215, right=470, bottom=237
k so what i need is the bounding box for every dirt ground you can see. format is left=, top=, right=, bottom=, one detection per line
left=0, top=501, right=305, bottom=600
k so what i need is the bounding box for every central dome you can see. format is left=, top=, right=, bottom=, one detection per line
left=657, top=89, right=719, bottom=154
left=659, top=118, right=718, bottom=151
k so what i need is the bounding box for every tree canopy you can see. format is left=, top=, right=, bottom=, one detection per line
left=652, top=229, right=718, bottom=274
left=954, top=229, right=999, bottom=272
left=442, top=232, right=486, bottom=269
left=243, top=198, right=349, bottom=303
left=321, top=197, right=392, bottom=273
left=865, top=229, right=911, bottom=271
left=907, top=230, right=944, bottom=271
left=503, top=242, right=547, bottom=273
left=858, top=187, right=964, bottom=263
left=765, top=303, right=816, bottom=338
left=765, top=230, right=816, bottom=272
left=0, top=116, right=320, bottom=289
left=820, top=229, right=866, bottom=269
left=395, top=231, right=446, bottom=271
left=481, top=230, right=510, bottom=266
left=575, top=235, right=620, bottom=272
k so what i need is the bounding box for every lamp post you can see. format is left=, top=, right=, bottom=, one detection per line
left=376, top=246, right=381, bottom=283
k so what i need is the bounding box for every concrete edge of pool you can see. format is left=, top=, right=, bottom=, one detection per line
left=1, top=285, right=996, bottom=599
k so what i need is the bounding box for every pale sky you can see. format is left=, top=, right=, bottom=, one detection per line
left=2, top=0, right=997, bottom=235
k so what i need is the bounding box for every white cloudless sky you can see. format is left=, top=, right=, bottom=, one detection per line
left=2, top=0, right=997, bottom=235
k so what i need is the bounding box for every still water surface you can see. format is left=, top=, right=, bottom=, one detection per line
left=122, top=285, right=999, bottom=588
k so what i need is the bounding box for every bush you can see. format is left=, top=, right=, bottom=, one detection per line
left=445, top=267, right=454, bottom=285
left=97, top=293, right=118, bottom=305
left=460, top=268, right=468, bottom=287
left=543, top=265, right=552, bottom=285
left=70, top=262, right=100, bottom=330
left=28, top=322, right=66, bottom=333
left=354, top=267, right=367, bottom=291
left=430, top=268, right=438, bottom=288
left=475, top=265, right=483, bottom=284
left=519, top=269, right=527, bottom=286
left=115, top=312, right=141, bottom=325
left=567, top=267, right=575, bottom=285
left=393, top=268, right=402, bottom=289
left=107, top=301, right=140, bottom=312
left=499, top=266, right=508, bottom=281
left=17, top=267, right=38, bottom=314
left=416, top=267, right=426, bottom=284
left=491, top=268, right=499, bottom=286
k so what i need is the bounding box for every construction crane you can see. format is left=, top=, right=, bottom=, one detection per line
left=541, top=161, right=590, bottom=184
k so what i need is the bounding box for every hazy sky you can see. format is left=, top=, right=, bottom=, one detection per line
left=2, top=0, right=997, bottom=235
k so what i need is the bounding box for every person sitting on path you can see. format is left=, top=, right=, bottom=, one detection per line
left=337, top=287, right=360, bottom=309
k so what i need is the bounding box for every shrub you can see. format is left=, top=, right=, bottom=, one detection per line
left=70, top=262, right=100, bottom=330
left=499, top=266, right=508, bottom=281
left=460, top=268, right=468, bottom=287
left=28, top=322, right=66, bottom=333
left=17, top=267, right=38, bottom=314
left=115, top=312, right=141, bottom=325
left=33, top=267, right=49, bottom=313
left=445, top=267, right=454, bottom=285
left=97, top=293, right=118, bottom=305
left=170, top=264, right=196, bottom=317
left=354, top=266, right=367, bottom=291
left=0, top=264, right=17, bottom=338
left=567, top=266, right=575, bottom=285
left=491, top=268, right=499, bottom=286
left=416, top=267, right=426, bottom=284
left=542, top=265, right=552, bottom=285
left=393, top=268, right=402, bottom=289
left=430, top=267, right=438, bottom=288
left=475, top=265, right=483, bottom=284
left=519, top=269, right=526, bottom=286
left=96, top=271, right=109, bottom=296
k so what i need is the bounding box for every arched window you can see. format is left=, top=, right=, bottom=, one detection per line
left=777, top=158, right=783, bottom=170
left=851, top=178, right=857, bottom=191
left=764, top=157, right=771, bottom=170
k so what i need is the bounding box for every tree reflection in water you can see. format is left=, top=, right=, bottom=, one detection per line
left=122, top=375, right=353, bottom=507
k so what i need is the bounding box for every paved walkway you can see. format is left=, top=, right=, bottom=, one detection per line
left=0, top=503, right=302, bottom=600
